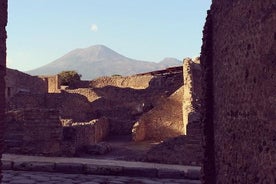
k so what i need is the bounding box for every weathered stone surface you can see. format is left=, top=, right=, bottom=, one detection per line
left=132, top=86, right=184, bottom=141
left=5, top=69, right=47, bottom=101
left=55, top=163, right=83, bottom=174
left=145, top=58, right=202, bottom=165
left=84, top=164, right=123, bottom=175
left=13, top=162, right=55, bottom=172
left=201, top=0, right=276, bottom=183
left=5, top=109, right=62, bottom=156
left=123, top=167, right=157, bottom=178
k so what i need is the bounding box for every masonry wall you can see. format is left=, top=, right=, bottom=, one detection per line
left=5, top=68, right=47, bottom=100
left=90, top=75, right=153, bottom=89
left=182, top=58, right=201, bottom=135
left=132, top=86, right=184, bottom=141
left=201, top=1, right=276, bottom=183
left=8, top=92, right=93, bottom=122
left=39, top=75, right=60, bottom=93
left=62, top=118, right=109, bottom=155
left=0, top=0, right=7, bottom=181
left=5, top=109, right=63, bottom=156
left=144, top=58, right=202, bottom=165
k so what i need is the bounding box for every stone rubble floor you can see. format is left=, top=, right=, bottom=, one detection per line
left=2, top=170, right=201, bottom=184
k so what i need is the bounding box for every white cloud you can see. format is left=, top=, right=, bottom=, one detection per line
left=90, top=24, right=98, bottom=32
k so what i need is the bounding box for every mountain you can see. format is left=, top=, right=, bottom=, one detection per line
left=27, top=45, right=182, bottom=80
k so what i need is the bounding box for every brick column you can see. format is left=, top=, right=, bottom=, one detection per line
left=0, top=0, right=8, bottom=181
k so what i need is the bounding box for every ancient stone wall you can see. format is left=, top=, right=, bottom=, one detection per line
left=144, top=58, right=202, bottom=165
left=5, top=109, right=62, bottom=156
left=201, top=1, right=276, bottom=183
left=39, top=75, right=60, bottom=93
left=0, top=0, right=7, bottom=180
left=62, top=118, right=109, bottom=155
left=8, top=92, right=93, bottom=122
left=182, top=57, right=201, bottom=134
left=132, top=86, right=184, bottom=141
left=5, top=68, right=47, bottom=100
left=5, top=110, right=109, bottom=156
left=90, top=75, right=153, bottom=89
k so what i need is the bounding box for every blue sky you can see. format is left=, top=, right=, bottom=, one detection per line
left=7, top=0, right=212, bottom=71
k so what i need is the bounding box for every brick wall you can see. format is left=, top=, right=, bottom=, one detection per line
left=5, top=68, right=47, bottom=100
left=39, top=75, right=61, bottom=93
left=62, top=118, right=109, bottom=155
left=201, top=1, right=276, bottom=183
left=5, top=109, right=63, bottom=155
left=0, top=0, right=7, bottom=181
left=183, top=58, right=201, bottom=135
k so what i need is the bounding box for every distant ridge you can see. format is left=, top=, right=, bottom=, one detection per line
left=27, top=45, right=182, bottom=80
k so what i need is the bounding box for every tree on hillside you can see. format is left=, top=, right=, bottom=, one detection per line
left=59, top=70, right=82, bottom=86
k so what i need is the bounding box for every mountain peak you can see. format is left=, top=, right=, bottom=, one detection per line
left=27, top=45, right=183, bottom=80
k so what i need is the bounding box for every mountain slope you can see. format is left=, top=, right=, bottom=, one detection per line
left=27, top=45, right=182, bottom=80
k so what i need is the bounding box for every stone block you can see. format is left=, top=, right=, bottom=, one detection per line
left=157, top=169, right=184, bottom=179
left=185, top=169, right=200, bottom=180
left=55, top=162, right=84, bottom=174
left=84, top=164, right=123, bottom=175
left=123, top=167, right=157, bottom=178
left=13, top=161, right=55, bottom=172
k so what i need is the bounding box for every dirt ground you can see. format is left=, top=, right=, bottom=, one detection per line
left=78, top=135, right=160, bottom=162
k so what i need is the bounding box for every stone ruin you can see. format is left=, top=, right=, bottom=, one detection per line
left=144, top=58, right=202, bottom=165
left=4, top=66, right=186, bottom=158
left=1, top=0, right=275, bottom=183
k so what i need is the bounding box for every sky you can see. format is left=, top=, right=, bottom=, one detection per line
left=7, top=0, right=212, bottom=71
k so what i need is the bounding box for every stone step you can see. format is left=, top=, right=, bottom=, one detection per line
left=2, top=154, right=201, bottom=180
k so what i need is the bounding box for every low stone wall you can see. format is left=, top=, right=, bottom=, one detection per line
left=62, top=118, right=109, bottom=155
left=5, top=109, right=62, bottom=156
left=90, top=75, right=153, bottom=89
left=5, top=110, right=109, bottom=156
left=8, top=92, right=94, bottom=122
left=65, top=88, right=100, bottom=102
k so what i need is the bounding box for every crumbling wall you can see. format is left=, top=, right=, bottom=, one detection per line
left=8, top=92, right=94, bottom=122
left=39, top=75, right=60, bottom=93
left=182, top=57, right=201, bottom=134
left=62, top=117, right=109, bottom=155
left=201, top=1, right=276, bottom=183
left=144, top=58, right=202, bottom=165
left=132, top=86, right=184, bottom=141
left=66, top=88, right=100, bottom=102
left=90, top=75, right=153, bottom=89
left=5, top=110, right=109, bottom=156
left=5, top=109, right=63, bottom=156
left=0, top=0, right=7, bottom=180
left=5, top=68, right=47, bottom=100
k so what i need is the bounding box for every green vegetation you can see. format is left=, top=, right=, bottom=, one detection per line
left=111, top=74, right=122, bottom=77
left=59, top=70, right=82, bottom=86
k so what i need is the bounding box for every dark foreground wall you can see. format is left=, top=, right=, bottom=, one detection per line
left=0, top=0, right=8, bottom=181
left=201, top=0, right=276, bottom=183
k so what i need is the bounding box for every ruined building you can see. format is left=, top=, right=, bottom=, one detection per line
left=1, top=0, right=275, bottom=183
left=201, top=0, right=275, bottom=183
